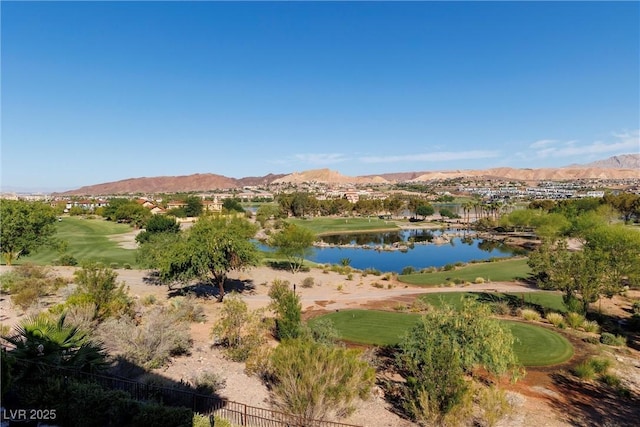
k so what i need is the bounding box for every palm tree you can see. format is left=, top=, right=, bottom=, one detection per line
left=3, top=314, right=107, bottom=379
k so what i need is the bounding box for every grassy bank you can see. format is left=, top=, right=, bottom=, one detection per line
left=398, top=257, right=531, bottom=286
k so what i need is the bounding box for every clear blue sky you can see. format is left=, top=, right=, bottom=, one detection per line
left=2, top=1, right=639, bottom=192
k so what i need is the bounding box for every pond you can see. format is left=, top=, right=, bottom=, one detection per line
left=308, top=229, right=522, bottom=273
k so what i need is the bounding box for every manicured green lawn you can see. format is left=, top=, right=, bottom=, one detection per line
left=398, top=258, right=531, bottom=286
left=311, top=309, right=573, bottom=366
left=418, top=291, right=566, bottom=313
left=16, top=217, right=138, bottom=267
left=288, top=217, right=399, bottom=235
left=505, top=321, right=573, bottom=366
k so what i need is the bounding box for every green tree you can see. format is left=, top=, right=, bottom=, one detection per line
left=416, top=203, right=435, bottom=219
left=183, top=196, right=203, bottom=217
left=268, top=224, right=316, bottom=274
left=222, top=197, right=245, bottom=213
left=101, top=198, right=150, bottom=227
left=268, top=339, right=375, bottom=422
left=135, top=215, right=180, bottom=244
left=269, top=280, right=302, bottom=340
left=396, top=301, right=521, bottom=424
left=151, top=217, right=260, bottom=300
left=0, top=200, right=58, bottom=265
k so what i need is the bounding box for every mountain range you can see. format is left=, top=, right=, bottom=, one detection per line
left=58, top=154, right=639, bottom=196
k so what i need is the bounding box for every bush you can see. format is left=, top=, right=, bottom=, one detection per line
left=546, top=312, right=565, bottom=328
left=191, top=371, right=226, bottom=395
left=582, top=320, right=600, bottom=333
left=141, top=294, right=157, bottom=306
left=600, top=332, right=626, bottom=347
left=211, top=293, right=266, bottom=362
left=589, top=357, right=612, bottom=374
left=346, top=273, right=353, bottom=281
left=520, top=308, right=542, bottom=321
left=566, top=312, right=585, bottom=329
left=600, top=373, right=621, bottom=387
left=572, top=361, right=596, bottom=380
left=490, top=301, right=511, bottom=316
left=268, top=339, right=375, bottom=422
left=402, top=266, right=416, bottom=275
left=442, top=263, right=455, bottom=271
left=269, top=280, right=302, bottom=340
left=168, top=294, right=205, bottom=322
left=193, top=414, right=231, bottom=427
left=99, top=307, right=191, bottom=369
left=109, top=263, right=119, bottom=269
left=301, top=276, right=315, bottom=288
left=632, top=300, right=640, bottom=315
left=123, top=263, right=132, bottom=270
left=474, top=277, right=486, bottom=284
left=1, top=264, right=67, bottom=312
left=57, top=254, right=78, bottom=266
left=69, top=262, right=132, bottom=319
left=363, top=267, right=382, bottom=276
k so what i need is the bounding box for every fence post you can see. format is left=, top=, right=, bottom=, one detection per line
left=244, top=402, right=247, bottom=426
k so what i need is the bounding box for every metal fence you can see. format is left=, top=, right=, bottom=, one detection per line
left=14, top=360, right=362, bottom=427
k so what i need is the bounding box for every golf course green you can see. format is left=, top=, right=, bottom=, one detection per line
left=311, top=309, right=573, bottom=366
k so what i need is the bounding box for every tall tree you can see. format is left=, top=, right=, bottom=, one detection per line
left=183, top=196, right=203, bottom=217
left=135, top=214, right=180, bottom=244
left=151, top=216, right=260, bottom=300
left=268, top=224, right=316, bottom=274
left=0, top=200, right=58, bottom=265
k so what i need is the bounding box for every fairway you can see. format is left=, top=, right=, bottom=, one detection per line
left=398, top=257, right=531, bottom=285
left=17, top=217, right=138, bottom=267
left=312, top=309, right=573, bottom=366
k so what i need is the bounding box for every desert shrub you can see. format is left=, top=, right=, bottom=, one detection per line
left=191, top=371, right=226, bottom=395
left=268, top=338, right=375, bottom=422
left=68, top=262, right=132, bottom=320
left=520, top=309, right=542, bottom=322
left=301, top=276, right=315, bottom=288
left=269, top=280, right=302, bottom=340
left=402, top=266, right=416, bottom=275
left=141, top=294, right=157, bottom=306
left=582, top=320, right=600, bottom=333
left=583, top=336, right=600, bottom=345
left=303, top=317, right=341, bottom=346
left=572, top=360, right=596, bottom=380
left=123, top=263, right=132, bottom=270
left=211, top=293, right=266, bottom=362
left=410, top=298, right=432, bottom=313
left=421, top=266, right=437, bottom=273
left=99, top=307, right=191, bottom=369
left=168, top=294, right=205, bottom=322
left=600, top=332, right=626, bottom=347
left=371, top=282, right=384, bottom=289
left=632, top=300, right=640, bottom=315
left=476, top=384, right=511, bottom=427
left=57, top=254, right=78, bottom=266
left=382, top=273, right=393, bottom=281
left=589, top=357, right=612, bottom=374
left=1, top=264, right=66, bottom=312
left=363, top=267, right=382, bottom=276
left=109, top=263, right=119, bottom=269
left=546, top=312, right=566, bottom=328
left=442, top=263, right=455, bottom=271
left=474, top=277, right=485, bottom=284
left=346, top=273, right=353, bottom=281
left=193, top=414, right=231, bottom=427
left=566, top=312, right=585, bottom=329
left=490, top=301, right=511, bottom=316
left=600, top=373, right=621, bottom=387
left=63, top=303, right=99, bottom=333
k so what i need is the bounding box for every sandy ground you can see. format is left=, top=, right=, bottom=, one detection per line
left=1, top=262, right=639, bottom=427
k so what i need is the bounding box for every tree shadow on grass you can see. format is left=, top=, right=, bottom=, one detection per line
left=549, top=372, right=640, bottom=427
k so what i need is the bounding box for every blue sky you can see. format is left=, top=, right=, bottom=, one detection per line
left=2, top=1, right=639, bottom=192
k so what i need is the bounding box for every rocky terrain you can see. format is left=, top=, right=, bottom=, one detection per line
left=57, top=153, right=639, bottom=196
